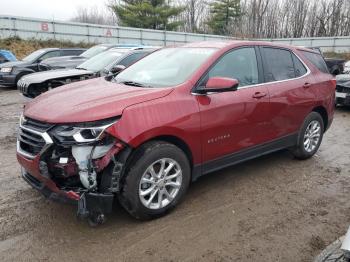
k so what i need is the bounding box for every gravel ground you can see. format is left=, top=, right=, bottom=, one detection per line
left=0, top=86, right=349, bottom=262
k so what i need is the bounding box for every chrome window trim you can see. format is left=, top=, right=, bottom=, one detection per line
left=238, top=50, right=311, bottom=90
left=191, top=49, right=311, bottom=95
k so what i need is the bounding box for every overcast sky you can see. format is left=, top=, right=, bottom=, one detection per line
left=0, top=0, right=109, bottom=21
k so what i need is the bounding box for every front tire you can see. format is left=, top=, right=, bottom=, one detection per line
left=292, top=112, right=324, bottom=160
left=118, top=141, right=191, bottom=220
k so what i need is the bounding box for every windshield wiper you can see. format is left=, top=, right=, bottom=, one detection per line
left=120, top=81, right=151, bottom=88
left=76, top=67, right=87, bottom=70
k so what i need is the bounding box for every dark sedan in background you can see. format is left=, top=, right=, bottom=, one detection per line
left=306, top=47, right=346, bottom=75
left=0, top=48, right=85, bottom=87
left=18, top=46, right=158, bottom=98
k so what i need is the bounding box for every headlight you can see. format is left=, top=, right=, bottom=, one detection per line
left=51, top=118, right=119, bottom=144
left=0, top=67, right=12, bottom=73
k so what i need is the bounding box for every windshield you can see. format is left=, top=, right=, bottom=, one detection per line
left=80, top=45, right=109, bottom=58
left=115, top=47, right=217, bottom=88
left=22, top=49, right=47, bottom=62
left=77, top=51, right=124, bottom=72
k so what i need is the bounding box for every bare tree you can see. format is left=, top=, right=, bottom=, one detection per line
left=70, top=5, right=116, bottom=25
left=69, top=0, right=350, bottom=38
left=174, top=0, right=209, bottom=33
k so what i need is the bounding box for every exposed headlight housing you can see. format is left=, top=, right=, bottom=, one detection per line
left=51, top=117, right=119, bottom=144
left=1, top=67, right=12, bottom=73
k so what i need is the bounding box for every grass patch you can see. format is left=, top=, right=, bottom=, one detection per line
left=323, top=52, right=350, bottom=61
left=0, top=37, right=93, bottom=59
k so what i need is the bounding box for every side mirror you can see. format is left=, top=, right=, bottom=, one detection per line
left=110, top=65, right=126, bottom=75
left=198, top=77, right=239, bottom=94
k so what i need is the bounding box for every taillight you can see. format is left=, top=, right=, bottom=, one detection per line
left=330, top=79, right=337, bottom=89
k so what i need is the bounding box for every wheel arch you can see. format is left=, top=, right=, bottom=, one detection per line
left=312, top=105, right=328, bottom=130
left=120, top=134, right=195, bottom=181
left=146, top=135, right=194, bottom=168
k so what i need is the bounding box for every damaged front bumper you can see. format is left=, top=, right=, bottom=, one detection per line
left=16, top=116, right=128, bottom=220
left=21, top=167, right=79, bottom=205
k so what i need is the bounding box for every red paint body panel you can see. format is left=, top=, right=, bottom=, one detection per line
left=24, top=77, right=173, bottom=123
left=19, top=41, right=335, bottom=200
left=107, top=84, right=203, bottom=164
left=196, top=85, right=270, bottom=162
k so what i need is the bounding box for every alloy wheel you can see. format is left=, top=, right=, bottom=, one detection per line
left=303, top=120, right=321, bottom=153
left=139, top=158, right=183, bottom=210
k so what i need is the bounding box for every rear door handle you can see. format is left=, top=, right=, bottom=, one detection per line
left=303, top=83, right=312, bottom=88
left=252, top=92, right=267, bottom=99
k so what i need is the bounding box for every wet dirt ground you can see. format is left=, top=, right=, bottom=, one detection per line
left=0, top=86, right=349, bottom=262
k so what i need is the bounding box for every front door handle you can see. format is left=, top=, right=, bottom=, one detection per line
left=252, top=92, right=267, bottom=99
left=303, top=83, right=312, bottom=88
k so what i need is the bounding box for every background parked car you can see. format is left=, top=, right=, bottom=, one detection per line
left=306, top=47, right=345, bottom=75
left=18, top=46, right=158, bottom=98
left=344, top=60, right=350, bottom=73
left=0, top=48, right=86, bottom=87
left=39, top=44, right=145, bottom=70
left=0, top=49, right=17, bottom=64
left=335, top=74, right=350, bottom=106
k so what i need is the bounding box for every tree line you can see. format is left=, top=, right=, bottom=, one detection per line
left=71, top=0, right=350, bottom=38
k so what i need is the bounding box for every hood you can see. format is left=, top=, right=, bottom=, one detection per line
left=41, top=56, right=86, bottom=68
left=338, top=81, right=350, bottom=88
left=24, top=77, right=173, bottom=123
left=0, top=61, right=29, bottom=68
left=20, top=69, right=94, bottom=84
left=336, top=74, right=350, bottom=84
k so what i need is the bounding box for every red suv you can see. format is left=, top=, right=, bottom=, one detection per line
left=17, top=41, right=335, bottom=224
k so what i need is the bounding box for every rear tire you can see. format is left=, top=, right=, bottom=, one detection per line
left=292, top=112, right=324, bottom=160
left=118, top=141, right=191, bottom=220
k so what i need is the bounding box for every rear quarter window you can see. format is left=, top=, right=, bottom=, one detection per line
left=301, top=51, right=329, bottom=74
left=292, top=54, right=308, bottom=77
left=262, top=47, right=296, bottom=82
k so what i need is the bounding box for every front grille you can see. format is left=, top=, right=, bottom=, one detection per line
left=336, top=84, right=350, bottom=93
left=22, top=118, right=53, bottom=132
left=18, top=118, right=53, bottom=157
left=17, top=83, right=28, bottom=94
left=18, top=129, right=46, bottom=155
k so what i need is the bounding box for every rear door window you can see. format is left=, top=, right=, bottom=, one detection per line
left=199, top=47, right=259, bottom=87
left=61, top=50, right=83, bottom=56
left=262, top=48, right=296, bottom=82
left=39, top=51, right=61, bottom=61
left=301, top=51, right=329, bottom=73
left=118, top=52, right=149, bottom=67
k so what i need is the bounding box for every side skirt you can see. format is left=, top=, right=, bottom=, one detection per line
left=192, top=133, right=298, bottom=181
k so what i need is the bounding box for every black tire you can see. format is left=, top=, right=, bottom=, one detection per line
left=118, top=141, right=191, bottom=220
left=292, top=111, right=324, bottom=160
